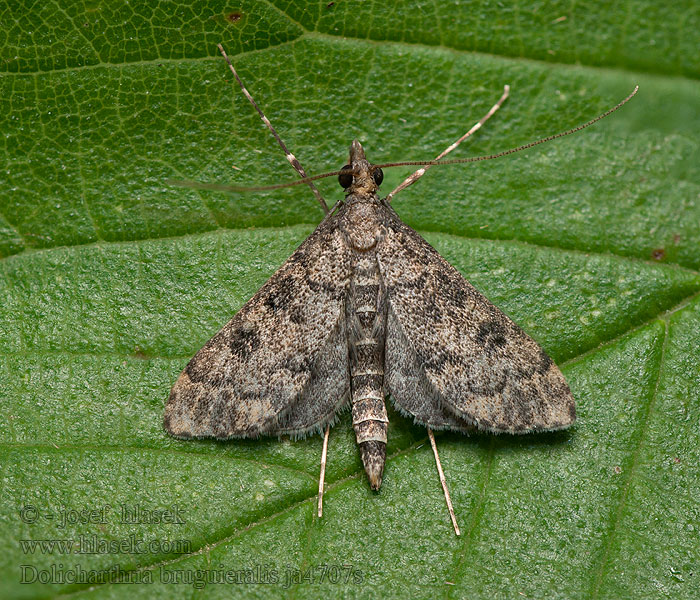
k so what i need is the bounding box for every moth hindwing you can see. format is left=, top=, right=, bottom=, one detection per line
left=164, top=140, right=576, bottom=492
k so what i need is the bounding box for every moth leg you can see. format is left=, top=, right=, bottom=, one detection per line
left=427, top=428, right=461, bottom=536
left=386, top=85, right=510, bottom=203
left=317, top=425, right=330, bottom=517
left=217, top=44, right=330, bottom=215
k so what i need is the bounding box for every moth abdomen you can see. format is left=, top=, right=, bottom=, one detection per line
left=358, top=439, right=387, bottom=492
left=352, top=399, right=388, bottom=491
left=347, top=248, right=389, bottom=490
left=350, top=341, right=389, bottom=491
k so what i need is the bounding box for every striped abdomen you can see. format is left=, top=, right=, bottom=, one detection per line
left=347, top=250, right=388, bottom=490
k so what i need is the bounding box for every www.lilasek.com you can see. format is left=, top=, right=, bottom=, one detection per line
left=20, top=534, right=192, bottom=556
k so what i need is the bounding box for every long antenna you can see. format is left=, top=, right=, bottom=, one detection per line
left=217, top=44, right=329, bottom=214
left=375, top=85, right=638, bottom=171
left=168, top=86, right=638, bottom=194
left=386, top=84, right=510, bottom=204
left=167, top=169, right=352, bottom=193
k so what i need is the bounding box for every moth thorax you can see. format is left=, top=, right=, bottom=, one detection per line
left=341, top=200, right=383, bottom=251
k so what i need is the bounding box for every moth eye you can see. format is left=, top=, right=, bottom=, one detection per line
left=372, top=168, right=384, bottom=186
left=338, top=164, right=353, bottom=188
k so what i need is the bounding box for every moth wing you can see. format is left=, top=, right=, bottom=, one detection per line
left=164, top=217, right=351, bottom=440
left=376, top=214, right=575, bottom=434
left=385, top=305, right=475, bottom=433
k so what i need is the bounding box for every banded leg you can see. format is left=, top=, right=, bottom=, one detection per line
left=317, top=425, right=330, bottom=517
left=217, top=44, right=330, bottom=215
left=386, top=85, right=510, bottom=203
left=428, top=428, right=460, bottom=536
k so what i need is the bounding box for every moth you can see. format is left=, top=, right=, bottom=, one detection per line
left=164, top=45, right=637, bottom=534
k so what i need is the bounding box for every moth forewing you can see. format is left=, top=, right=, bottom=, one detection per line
left=164, top=219, right=353, bottom=440
left=377, top=211, right=575, bottom=433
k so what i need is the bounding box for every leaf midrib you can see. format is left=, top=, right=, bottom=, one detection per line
left=7, top=18, right=695, bottom=82
left=588, top=321, right=668, bottom=598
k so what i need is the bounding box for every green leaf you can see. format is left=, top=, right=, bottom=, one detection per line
left=1, top=2, right=699, bottom=598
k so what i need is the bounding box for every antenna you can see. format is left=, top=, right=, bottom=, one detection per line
left=168, top=86, right=638, bottom=194
left=376, top=86, right=638, bottom=171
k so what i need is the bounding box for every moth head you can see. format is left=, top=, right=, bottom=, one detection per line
left=338, top=140, right=384, bottom=193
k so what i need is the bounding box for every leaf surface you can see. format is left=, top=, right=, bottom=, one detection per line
left=1, top=2, right=699, bottom=598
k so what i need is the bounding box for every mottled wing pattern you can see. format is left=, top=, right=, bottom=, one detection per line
left=385, top=305, right=475, bottom=433
left=164, top=217, right=352, bottom=440
left=376, top=210, right=575, bottom=434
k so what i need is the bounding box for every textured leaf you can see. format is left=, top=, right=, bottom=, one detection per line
left=1, top=1, right=699, bottom=599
